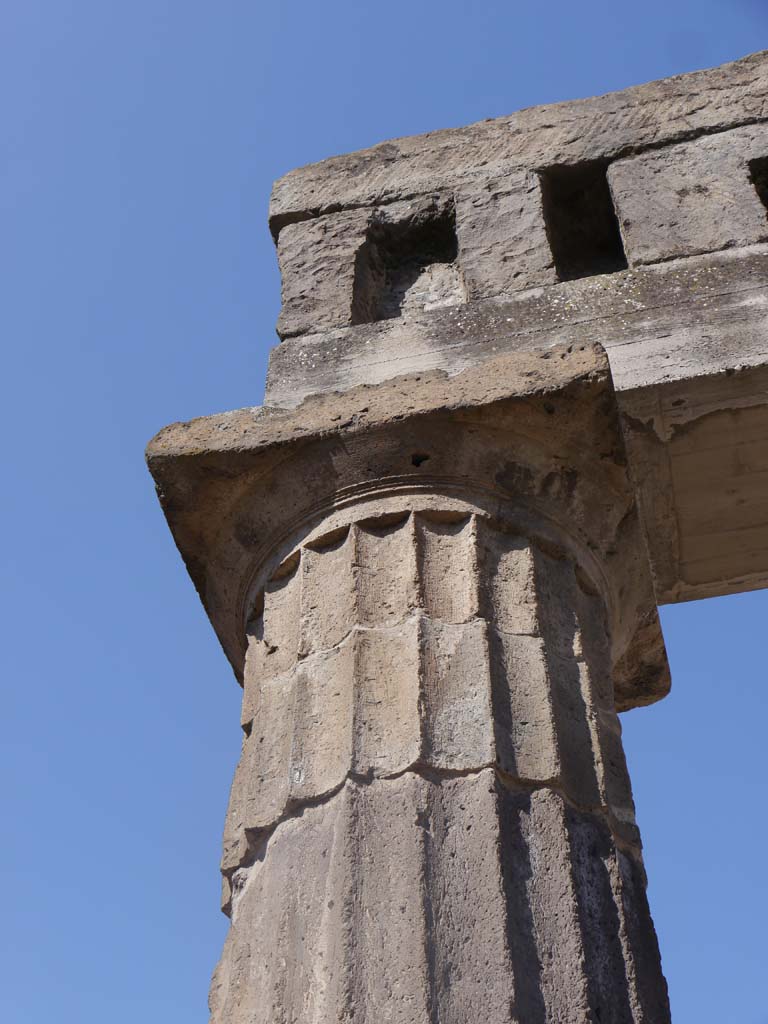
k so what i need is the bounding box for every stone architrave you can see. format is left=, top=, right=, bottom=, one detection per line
left=148, top=344, right=671, bottom=1023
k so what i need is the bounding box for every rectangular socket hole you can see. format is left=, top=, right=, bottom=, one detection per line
left=539, top=161, right=628, bottom=281
left=748, top=157, right=768, bottom=214
left=352, top=200, right=463, bottom=323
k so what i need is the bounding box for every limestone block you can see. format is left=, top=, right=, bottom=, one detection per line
left=479, top=523, right=540, bottom=635
left=354, top=516, right=420, bottom=625
left=276, top=195, right=466, bottom=339
left=351, top=617, right=422, bottom=774
left=455, top=173, right=556, bottom=298
left=298, top=528, right=357, bottom=656
left=254, top=560, right=300, bottom=673
left=488, top=629, right=559, bottom=782
left=239, top=559, right=301, bottom=728
left=287, top=642, right=355, bottom=804
left=275, top=209, right=369, bottom=339
left=222, top=665, right=295, bottom=871
left=609, top=123, right=768, bottom=265
left=276, top=174, right=556, bottom=338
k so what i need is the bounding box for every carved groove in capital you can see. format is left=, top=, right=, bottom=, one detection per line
left=234, top=472, right=618, bottom=650
left=222, top=510, right=638, bottom=889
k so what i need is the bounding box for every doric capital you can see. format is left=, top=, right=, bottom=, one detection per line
left=147, top=341, right=668, bottom=713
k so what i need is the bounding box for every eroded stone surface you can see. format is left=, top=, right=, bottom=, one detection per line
left=275, top=208, right=370, bottom=338
left=276, top=195, right=466, bottom=339
left=211, top=773, right=667, bottom=1024
left=456, top=172, right=556, bottom=298
left=609, top=123, right=768, bottom=264
left=269, top=53, right=768, bottom=338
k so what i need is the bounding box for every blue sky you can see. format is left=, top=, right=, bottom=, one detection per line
left=2, top=2, right=767, bottom=1021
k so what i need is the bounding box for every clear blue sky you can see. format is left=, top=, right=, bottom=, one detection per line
left=3, top=2, right=767, bottom=1021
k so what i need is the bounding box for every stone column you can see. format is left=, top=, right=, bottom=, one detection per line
left=146, top=343, right=671, bottom=1024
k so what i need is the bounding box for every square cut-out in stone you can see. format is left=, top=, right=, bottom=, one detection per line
left=352, top=201, right=464, bottom=323
left=539, top=161, right=628, bottom=281
left=749, top=156, right=768, bottom=216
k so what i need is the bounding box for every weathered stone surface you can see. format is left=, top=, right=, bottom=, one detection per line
left=609, top=123, right=768, bottom=264
left=220, top=512, right=641, bottom=887
left=273, top=110, right=768, bottom=337
left=456, top=172, right=556, bottom=298
left=266, top=245, right=768, bottom=406
left=276, top=195, right=465, bottom=339
left=269, top=51, right=768, bottom=234
left=275, top=208, right=369, bottom=339
left=275, top=174, right=556, bottom=338
left=210, top=773, right=667, bottom=1024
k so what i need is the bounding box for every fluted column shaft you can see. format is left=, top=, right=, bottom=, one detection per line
left=211, top=505, right=670, bottom=1024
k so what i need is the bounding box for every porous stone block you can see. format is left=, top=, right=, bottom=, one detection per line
left=609, top=123, right=768, bottom=264
left=276, top=195, right=465, bottom=338
left=455, top=173, right=556, bottom=298
left=275, top=208, right=369, bottom=338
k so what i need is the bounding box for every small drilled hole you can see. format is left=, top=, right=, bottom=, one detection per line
left=411, top=452, right=430, bottom=467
